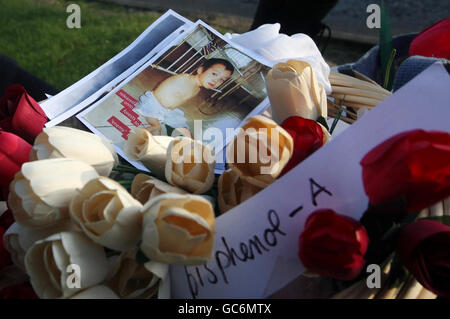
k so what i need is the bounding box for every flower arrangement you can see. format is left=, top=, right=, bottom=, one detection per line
left=300, top=129, right=450, bottom=299
left=0, top=57, right=448, bottom=300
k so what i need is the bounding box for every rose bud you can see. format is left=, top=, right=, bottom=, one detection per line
left=107, top=248, right=169, bottom=299
left=0, top=84, right=48, bottom=144
left=3, top=221, right=75, bottom=271
left=265, top=59, right=327, bottom=124
left=131, top=173, right=187, bottom=205
left=0, top=131, right=32, bottom=191
left=140, top=193, right=215, bottom=265
left=8, top=158, right=99, bottom=228
left=279, top=116, right=330, bottom=176
left=25, top=231, right=109, bottom=299
left=165, top=137, right=216, bottom=194
left=69, top=177, right=143, bottom=251
left=298, top=209, right=369, bottom=281
left=409, top=18, right=450, bottom=60
left=361, top=130, right=450, bottom=212
left=217, top=169, right=262, bottom=214
left=30, top=126, right=118, bottom=176
left=226, top=115, right=293, bottom=188
left=70, top=285, right=119, bottom=299
left=124, top=128, right=174, bottom=180
left=397, top=219, right=450, bottom=299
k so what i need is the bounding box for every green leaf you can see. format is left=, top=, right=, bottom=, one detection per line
left=329, top=108, right=343, bottom=135
left=135, top=247, right=150, bottom=265
left=165, top=124, right=175, bottom=137
left=380, top=0, right=394, bottom=91
left=418, top=215, right=450, bottom=227
left=383, top=49, right=397, bottom=90
left=113, top=164, right=152, bottom=175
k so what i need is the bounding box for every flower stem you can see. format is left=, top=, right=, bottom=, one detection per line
left=117, top=180, right=133, bottom=191
left=330, top=108, right=343, bottom=135
left=113, top=164, right=150, bottom=175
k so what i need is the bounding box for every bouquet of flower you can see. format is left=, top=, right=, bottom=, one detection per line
left=0, top=57, right=448, bottom=299
left=299, top=129, right=450, bottom=299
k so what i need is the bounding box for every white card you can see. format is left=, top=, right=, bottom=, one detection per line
left=170, top=62, right=450, bottom=298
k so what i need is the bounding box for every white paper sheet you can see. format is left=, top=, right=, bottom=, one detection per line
left=42, top=10, right=193, bottom=123
left=170, top=62, right=450, bottom=298
left=76, top=20, right=273, bottom=173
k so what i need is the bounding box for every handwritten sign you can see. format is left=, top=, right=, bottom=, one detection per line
left=170, top=63, right=450, bottom=298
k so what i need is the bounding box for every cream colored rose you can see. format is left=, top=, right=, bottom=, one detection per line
left=266, top=59, right=327, bottom=124
left=3, top=221, right=75, bottom=271
left=70, top=285, right=119, bottom=299
left=165, top=137, right=216, bottom=194
left=8, top=158, right=99, bottom=228
left=107, top=249, right=169, bottom=299
left=25, top=231, right=109, bottom=299
left=140, top=194, right=215, bottom=265
left=69, top=177, right=143, bottom=251
left=131, top=173, right=187, bottom=204
left=218, top=169, right=262, bottom=214
left=123, top=128, right=173, bottom=179
left=30, top=126, right=118, bottom=176
left=226, top=115, right=293, bottom=188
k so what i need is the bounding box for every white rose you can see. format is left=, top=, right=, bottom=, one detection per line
left=226, top=115, right=293, bottom=188
left=218, top=169, right=262, bottom=214
left=30, top=126, right=118, bottom=176
left=25, top=231, right=109, bottom=299
left=8, top=158, right=99, bottom=228
left=107, top=249, right=169, bottom=299
left=131, top=173, right=187, bottom=204
left=3, top=221, right=75, bottom=271
left=140, top=194, right=215, bottom=265
left=69, top=177, right=143, bottom=251
left=165, top=137, right=216, bottom=194
left=266, top=59, right=328, bottom=124
left=123, top=128, right=173, bottom=179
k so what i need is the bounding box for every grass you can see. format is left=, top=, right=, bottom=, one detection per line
left=0, top=0, right=162, bottom=90
left=0, top=0, right=370, bottom=91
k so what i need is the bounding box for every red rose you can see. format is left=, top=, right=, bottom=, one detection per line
left=0, top=226, right=11, bottom=270
left=397, top=220, right=450, bottom=299
left=280, top=116, right=324, bottom=176
left=360, top=130, right=450, bottom=212
left=0, top=284, right=38, bottom=299
left=0, top=131, right=32, bottom=190
left=0, top=84, right=47, bottom=143
left=298, top=209, right=369, bottom=281
left=409, top=18, right=450, bottom=60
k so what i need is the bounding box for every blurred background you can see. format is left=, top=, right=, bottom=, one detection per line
left=1, top=0, right=448, bottom=96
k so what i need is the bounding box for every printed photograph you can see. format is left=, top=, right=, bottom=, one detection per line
left=79, top=22, right=271, bottom=154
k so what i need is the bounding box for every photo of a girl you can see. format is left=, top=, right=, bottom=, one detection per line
left=81, top=22, right=271, bottom=158
left=134, top=58, right=234, bottom=135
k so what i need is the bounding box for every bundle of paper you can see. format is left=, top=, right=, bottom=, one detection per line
left=328, top=71, right=392, bottom=124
